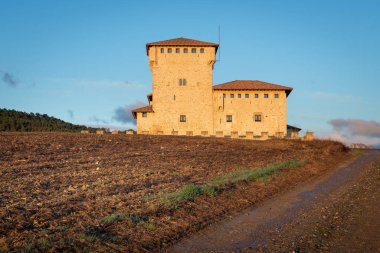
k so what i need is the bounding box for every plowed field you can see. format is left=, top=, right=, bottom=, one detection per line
left=0, top=133, right=350, bottom=252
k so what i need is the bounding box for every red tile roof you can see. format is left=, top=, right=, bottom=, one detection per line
left=213, top=80, right=293, bottom=96
left=131, top=105, right=154, bottom=119
left=146, top=37, right=219, bottom=55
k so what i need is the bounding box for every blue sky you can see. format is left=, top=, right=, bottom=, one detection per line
left=1, top=0, right=380, bottom=145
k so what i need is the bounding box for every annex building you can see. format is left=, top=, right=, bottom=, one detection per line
left=132, top=38, right=294, bottom=139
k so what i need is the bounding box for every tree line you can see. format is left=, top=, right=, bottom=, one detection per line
left=0, top=108, right=98, bottom=132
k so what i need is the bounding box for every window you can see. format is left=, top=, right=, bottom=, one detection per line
left=168, top=48, right=172, bottom=53
left=200, top=48, right=204, bottom=53
left=230, top=94, right=234, bottom=98
left=254, top=114, right=262, bottom=122
left=176, top=48, right=180, bottom=53
left=142, top=112, right=147, bottom=118
left=274, top=94, right=279, bottom=98
left=160, top=48, right=164, bottom=53
left=226, top=115, right=232, bottom=122
left=238, top=94, right=241, bottom=98
left=245, top=94, right=249, bottom=98
left=223, top=93, right=226, bottom=98
left=191, top=48, right=196, bottom=53
left=264, top=94, right=269, bottom=98
left=255, top=94, right=259, bottom=98
left=180, top=115, right=186, bottom=122
left=184, top=48, right=188, bottom=53
left=179, top=79, right=187, bottom=86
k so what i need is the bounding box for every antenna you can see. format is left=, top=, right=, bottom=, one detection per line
left=217, top=25, right=221, bottom=62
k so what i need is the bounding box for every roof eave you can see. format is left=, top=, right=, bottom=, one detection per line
left=147, top=93, right=153, bottom=102
left=132, top=110, right=154, bottom=119
left=286, top=88, right=293, bottom=97
left=213, top=87, right=293, bottom=96
left=287, top=124, right=302, bottom=131
left=131, top=105, right=154, bottom=119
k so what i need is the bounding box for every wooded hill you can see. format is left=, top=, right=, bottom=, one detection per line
left=0, top=108, right=97, bottom=132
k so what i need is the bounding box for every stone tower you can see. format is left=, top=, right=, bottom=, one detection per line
left=144, top=38, right=219, bottom=135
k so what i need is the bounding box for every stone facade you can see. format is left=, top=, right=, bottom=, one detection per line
left=132, top=38, right=293, bottom=137
left=213, top=90, right=287, bottom=136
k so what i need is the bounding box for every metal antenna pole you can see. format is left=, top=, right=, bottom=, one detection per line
left=218, top=25, right=221, bottom=62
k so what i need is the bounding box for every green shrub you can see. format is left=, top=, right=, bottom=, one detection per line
left=142, top=222, right=157, bottom=231
left=200, top=185, right=218, bottom=196
left=23, top=239, right=52, bottom=252
left=130, top=213, right=146, bottom=224
left=160, top=160, right=303, bottom=209
left=100, top=212, right=127, bottom=225
left=163, top=184, right=202, bottom=207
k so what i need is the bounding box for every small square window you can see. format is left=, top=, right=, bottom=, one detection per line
left=184, top=48, right=188, bottom=53
left=223, top=94, right=226, bottom=98
left=200, top=48, right=204, bottom=53
left=245, top=94, right=249, bottom=98
left=230, top=94, right=234, bottom=98
left=180, top=115, right=186, bottom=122
left=238, top=94, right=241, bottom=98
left=255, top=94, right=259, bottom=98
left=226, top=115, right=232, bottom=122
left=168, top=48, right=172, bottom=53
left=176, top=48, right=180, bottom=53
left=179, top=79, right=187, bottom=86
left=274, top=94, right=279, bottom=98
left=142, top=112, right=147, bottom=118
left=160, top=48, right=164, bottom=53
left=191, top=48, right=196, bottom=53
left=254, top=114, right=262, bottom=122
left=264, top=94, right=269, bottom=98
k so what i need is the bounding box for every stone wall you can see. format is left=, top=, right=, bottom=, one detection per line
left=212, top=90, right=287, bottom=136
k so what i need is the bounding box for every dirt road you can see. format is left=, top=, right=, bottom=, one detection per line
left=169, top=150, right=380, bottom=252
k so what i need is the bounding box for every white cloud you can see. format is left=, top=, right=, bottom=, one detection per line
left=45, top=77, right=147, bottom=89
left=319, top=131, right=380, bottom=147
left=320, top=118, right=380, bottom=147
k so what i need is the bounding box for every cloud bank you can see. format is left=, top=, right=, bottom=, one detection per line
left=325, top=119, right=380, bottom=146
left=329, top=119, right=380, bottom=138
left=113, top=101, right=145, bottom=125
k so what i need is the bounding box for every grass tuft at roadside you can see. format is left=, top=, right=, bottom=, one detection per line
left=161, top=160, right=303, bottom=209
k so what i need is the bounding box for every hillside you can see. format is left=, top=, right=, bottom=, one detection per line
left=0, top=133, right=351, bottom=252
left=0, top=108, right=96, bottom=132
